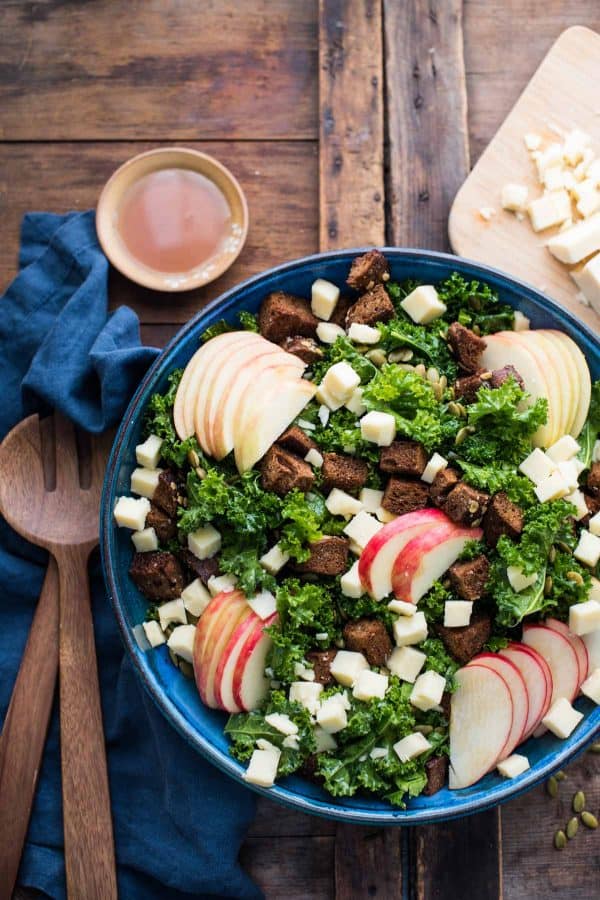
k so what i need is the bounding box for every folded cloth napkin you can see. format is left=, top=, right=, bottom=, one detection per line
left=0, top=211, right=260, bottom=899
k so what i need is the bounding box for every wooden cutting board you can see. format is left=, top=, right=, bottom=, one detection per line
left=449, top=26, right=600, bottom=332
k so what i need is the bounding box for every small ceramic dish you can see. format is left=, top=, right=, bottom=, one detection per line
left=96, top=147, right=248, bottom=292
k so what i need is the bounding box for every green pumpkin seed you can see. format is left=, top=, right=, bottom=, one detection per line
left=544, top=575, right=553, bottom=596
left=573, top=791, right=586, bottom=813
left=426, top=367, right=440, bottom=384
left=388, top=348, right=413, bottom=363
left=554, top=829, right=567, bottom=850
left=566, top=570, right=584, bottom=585
left=566, top=817, right=579, bottom=839
left=548, top=546, right=557, bottom=563
left=546, top=776, right=559, bottom=798
left=415, top=362, right=427, bottom=377
left=188, top=448, right=200, bottom=468
left=366, top=349, right=387, bottom=367
left=432, top=383, right=444, bottom=401
left=582, top=811, right=598, bottom=829
left=439, top=375, right=448, bottom=392
left=556, top=770, right=567, bottom=781
left=455, top=426, right=471, bottom=446
left=472, top=324, right=482, bottom=336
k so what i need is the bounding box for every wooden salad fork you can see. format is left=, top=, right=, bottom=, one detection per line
left=0, top=413, right=117, bottom=899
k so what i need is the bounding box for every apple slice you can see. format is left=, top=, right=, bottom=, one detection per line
left=358, top=508, right=449, bottom=600
left=469, top=653, right=529, bottom=754
left=231, top=613, right=278, bottom=711
left=552, top=331, right=591, bottom=438
left=583, top=628, right=600, bottom=671
left=213, top=606, right=257, bottom=712
left=537, top=330, right=580, bottom=437
left=526, top=332, right=567, bottom=441
left=391, top=522, right=483, bottom=604
left=544, top=618, right=589, bottom=688
left=522, top=623, right=580, bottom=703
left=449, top=664, right=514, bottom=789
left=193, top=590, right=249, bottom=708
left=500, top=643, right=552, bottom=739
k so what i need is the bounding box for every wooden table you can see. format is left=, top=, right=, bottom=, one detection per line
left=2, top=1, right=599, bottom=897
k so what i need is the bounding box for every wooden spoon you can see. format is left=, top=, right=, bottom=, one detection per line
left=0, top=414, right=117, bottom=899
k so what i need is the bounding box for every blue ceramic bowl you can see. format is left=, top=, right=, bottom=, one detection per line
left=101, top=248, right=600, bottom=825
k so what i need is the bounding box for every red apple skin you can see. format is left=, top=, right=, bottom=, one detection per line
left=522, top=623, right=580, bottom=704
left=391, top=523, right=482, bottom=603
left=193, top=590, right=248, bottom=708
left=544, top=617, right=589, bottom=688
left=469, top=653, right=529, bottom=755
left=213, top=607, right=258, bottom=712
left=231, top=612, right=278, bottom=711
left=500, top=642, right=552, bottom=738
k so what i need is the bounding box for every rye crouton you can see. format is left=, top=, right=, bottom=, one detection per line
left=258, top=291, right=318, bottom=344
left=454, top=373, right=486, bottom=404
left=587, top=463, right=600, bottom=495
left=343, top=619, right=392, bottom=667
left=261, top=445, right=315, bottom=496
left=322, top=452, right=369, bottom=493
left=436, top=613, right=492, bottom=665
left=444, top=482, right=490, bottom=526
left=430, top=467, right=460, bottom=507
left=295, top=536, right=349, bottom=576
left=490, top=364, right=524, bottom=390
left=277, top=425, right=318, bottom=457
left=382, top=477, right=429, bottom=516
left=306, top=649, right=337, bottom=686
left=423, top=755, right=448, bottom=796
left=153, top=469, right=182, bottom=518
left=129, top=551, right=184, bottom=601
left=329, top=294, right=355, bottom=327
left=448, top=555, right=490, bottom=601
left=379, top=440, right=428, bottom=477
left=146, top=503, right=177, bottom=544
left=281, top=335, right=324, bottom=365
left=346, top=249, right=390, bottom=292
left=483, top=492, right=524, bottom=547
left=178, top=549, right=220, bottom=585
left=447, top=322, right=486, bottom=373
left=345, top=284, right=395, bottom=328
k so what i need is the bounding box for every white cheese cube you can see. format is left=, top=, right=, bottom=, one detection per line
left=318, top=404, right=330, bottom=426
left=348, top=323, right=381, bottom=344
left=376, top=506, right=396, bottom=523
left=580, top=668, right=600, bottom=704
left=360, top=411, right=396, bottom=446
left=519, top=448, right=556, bottom=484
left=131, top=526, right=159, bottom=553
left=353, top=669, right=389, bottom=701
left=497, top=754, right=530, bottom=778
left=387, top=646, right=426, bottom=683
left=316, top=322, right=346, bottom=345
left=135, top=434, right=163, bottom=469
left=130, top=466, right=163, bottom=499
left=294, top=662, right=316, bottom=682
left=571, top=253, right=600, bottom=315
left=400, top=285, right=447, bottom=324
left=524, top=133, right=542, bottom=151
left=444, top=600, right=473, bottom=627
left=393, top=610, right=428, bottom=646
left=314, top=726, right=337, bottom=752
left=479, top=206, right=496, bottom=222
left=358, top=487, right=384, bottom=513
left=410, top=670, right=446, bottom=712
left=260, top=543, right=290, bottom=575
left=501, top=183, right=528, bottom=212
left=247, top=589, right=277, bottom=620
left=507, top=566, right=538, bottom=593
left=542, top=166, right=566, bottom=191
left=546, top=435, right=580, bottom=462
left=181, top=578, right=211, bottom=617
left=565, top=490, right=589, bottom=521
left=315, top=381, right=345, bottom=410
left=243, top=747, right=281, bottom=787
left=527, top=190, right=571, bottom=232
left=311, top=278, right=340, bottom=320
left=342, top=510, right=382, bottom=550
left=304, top=448, right=324, bottom=468
left=142, top=619, right=166, bottom=648
left=207, top=573, right=237, bottom=597
left=289, top=681, right=323, bottom=715
left=323, top=361, right=361, bottom=403
left=556, top=460, right=580, bottom=492
left=393, top=731, right=431, bottom=762
left=326, top=488, right=363, bottom=518
left=348, top=539, right=363, bottom=556
left=114, top=496, right=151, bottom=530
left=282, top=735, right=299, bottom=750
left=589, top=511, right=600, bottom=536
left=330, top=650, right=369, bottom=687
left=256, top=738, right=279, bottom=753
left=421, top=452, right=448, bottom=484
left=569, top=599, right=600, bottom=636
left=574, top=530, right=600, bottom=567
left=158, top=598, right=187, bottom=630
left=513, top=310, right=530, bottom=331
left=589, top=577, right=600, bottom=602
left=534, top=470, right=569, bottom=503
left=345, top=387, right=367, bottom=416
left=340, top=560, right=364, bottom=598
left=188, top=524, right=221, bottom=560
left=546, top=212, right=600, bottom=263
left=577, top=191, right=600, bottom=218
left=387, top=599, right=416, bottom=616
left=167, top=624, right=196, bottom=663
left=369, top=746, right=388, bottom=760
left=535, top=142, right=563, bottom=176
left=297, top=419, right=316, bottom=431
left=265, top=713, right=298, bottom=736
left=316, top=695, right=348, bottom=733
left=562, top=128, right=592, bottom=165
left=542, top=697, right=584, bottom=738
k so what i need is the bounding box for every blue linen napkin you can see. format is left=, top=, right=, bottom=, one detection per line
left=0, top=211, right=260, bottom=899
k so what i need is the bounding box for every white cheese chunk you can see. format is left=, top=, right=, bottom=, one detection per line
left=546, top=435, right=580, bottom=462
left=135, top=434, right=163, bottom=469
left=571, top=253, right=600, bottom=315
left=569, top=599, right=600, bottom=636
left=247, top=589, right=277, bottom=620
left=323, top=361, right=361, bottom=402
left=314, top=725, right=338, bottom=752
left=318, top=404, right=330, bottom=426
left=353, top=670, right=389, bottom=701
left=345, top=387, right=367, bottom=416
left=535, top=142, right=563, bottom=176
left=556, top=460, right=580, bottom=492
left=294, top=662, right=316, bottom=682
left=580, top=668, right=600, bottom=704
left=360, top=410, right=396, bottom=446
left=330, top=650, right=369, bottom=687
left=563, top=128, right=592, bottom=165
left=479, top=206, right=496, bottom=221
left=207, top=573, right=237, bottom=597
left=326, top=487, right=363, bottom=518
left=589, top=577, right=600, bottom=603
left=282, top=735, right=299, bottom=750
left=501, top=183, right=528, bottom=212
left=260, top=543, right=290, bottom=575
left=421, top=452, right=448, bottom=484
left=513, top=310, right=530, bottom=331
left=131, top=526, right=158, bottom=553
left=130, top=466, right=162, bottom=499
left=114, top=496, right=151, bottom=530
left=315, top=381, right=345, bottom=411
left=542, top=166, right=567, bottom=191
left=542, top=697, right=584, bottom=739
left=256, top=739, right=279, bottom=753
left=142, top=619, right=166, bottom=648
left=348, top=322, right=381, bottom=344
left=387, top=599, right=416, bottom=616
left=400, top=285, right=447, bottom=324
left=243, top=747, right=281, bottom=787
left=289, top=682, right=323, bottom=715
left=577, top=190, right=600, bottom=218
left=188, top=524, right=221, bottom=560
left=507, top=566, right=538, bottom=593
left=387, top=646, right=426, bottom=683
left=348, top=539, right=363, bottom=556
left=524, top=132, right=542, bottom=151
left=167, top=624, right=196, bottom=663
left=316, top=695, right=348, bottom=734
left=376, top=506, right=396, bottom=523
left=565, top=490, right=589, bottom=521
left=574, top=530, right=600, bottom=567
left=369, top=746, right=388, bottom=760
left=497, top=754, right=530, bottom=779
left=304, top=448, right=324, bottom=468
left=410, top=670, right=446, bottom=712
left=181, top=578, right=211, bottom=617
left=546, top=212, right=600, bottom=263
left=316, top=322, right=346, bottom=345
left=393, top=732, right=431, bottom=762
left=589, top=511, right=600, bottom=536
left=527, top=190, right=571, bottom=231
left=358, top=487, right=384, bottom=513
left=342, top=510, right=382, bottom=550
left=340, top=560, right=364, bottom=598
left=297, top=418, right=315, bottom=431
left=534, top=470, right=569, bottom=503
left=311, top=278, right=340, bottom=320
left=158, top=598, right=187, bottom=631
left=264, top=713, right=298, bottom=736
left=519, top=448, right=556, bottom=484
left=444, top=600, right=473, bottom=627
left=393, top=610, right=428, bottom=646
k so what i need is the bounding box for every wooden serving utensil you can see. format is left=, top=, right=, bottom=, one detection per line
left=0, top=414, right=117, bottom=899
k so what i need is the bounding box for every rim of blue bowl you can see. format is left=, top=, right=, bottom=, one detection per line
left=101, top=247, right=600, bottom=825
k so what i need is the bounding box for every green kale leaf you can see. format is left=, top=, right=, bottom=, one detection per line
left=578, top=380, right=600, bottom=470
left=418, top=638, right=459, bottom=691
left=378, top=316, right=458, bottom=380
left=362, top=366, right=443, bottom=451
left=455, top=459, right=536, bottom=507
left=311, top=336, right=378, bottom=385
left=143, top=370, right=206, bottom=469
left=437, top=272, right=515, bottom=334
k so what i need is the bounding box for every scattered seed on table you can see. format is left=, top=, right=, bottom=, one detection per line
left=581, top=811, right=598, bottom=829
left=546, top=776, right=558, bottom=798
left=566, top=817, right=579, bottom=839
left=573, top=791, right=586, bottom=813
left=554, top=829, right=567, bottom=850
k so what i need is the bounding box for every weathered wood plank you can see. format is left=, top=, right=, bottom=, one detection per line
left=384, top=0, right=469, bottom=250
left=0, top=0, right=317, bottom=141
left=240, top=835, right=335, bottom=899
left=248, top=798, right=336, bottom=837
left=334, top=825, right=403, bottom=898
left=318, top=0, right=385, bottom=249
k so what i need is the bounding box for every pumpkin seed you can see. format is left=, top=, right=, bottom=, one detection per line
left=581, top=811, right=598, bottom=829
left=546, top=776, right=559, bottom=798
left=557, top=540, right=573, bottom=554
left=480, top=370, right=493, bottom=380
left=566, top=817, right=579, bottom=839
left=188, top=448, right=200, bottom=468
left=388, top=348, right=414, bottom=363
left=195, top=466, right=207, bottom=479
left=573, top=791, right=586, bottom=813
left=415, top=363, right=427, bottom=377
left=432, top=383, right=444, bottom=401
left=439, top=375, right=448, bottom=392
left=566, top=570, right=584, bottom=585
left=366, top=349, right=387, bottom=367
left=589, top=742, right=600, bottom=754
left=426, top=367, right=440, bottom=384
left=415, top=724, right=433, bottom=735
left=544, top=575, right=553, bottom=596
left=455, top=426, right=471, bottom=446
left=556, top=770, right=567, bottom=781
left=548, top=546, right=557, bottom=563
left=447, top=401, right=461, bottom=417
left=472, top=324, right=482, bottom=336
left=554, top=829, right=567, bottom=850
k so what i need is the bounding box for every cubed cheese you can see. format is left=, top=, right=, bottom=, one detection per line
left=131, top=526, right=159, bottom=553
left=360, top=411, right=396, bottom=446
left=565, top=490, right=589, bottom=521
left=410, top=670, right=446, bottom=711
left=311, top=278, right=340, bottom=320
left=318, top=404, right=330, bottom=426
left=181, top=578, right=212, bottom=617
left=387, top=599, right=416, bottom=616
left=247, top=589, right=277, bottom=620
left=316, top=695, right=348, bottom=734
left=260, top=543, right=290, bottom=575
left=114, top=495, right=151, bottom=530
left=589, top=511, right=600, bottom=536
left=524, top=133, right=542, bottom=151
left=330, top=650, right=369, bottom=687
left=444, top=600, right=473, bottom=627
left=513, top=310, right=530, bottom=331
left=158, top=598, right=187, bottom=630
left=535, top=142, right=563, bottom=176
left=546, top=435, right=580, bottom=462
left=130, top=466, right=162, bottom=499
left=348, top=323, right=381, bottom=344
left=243, top=747, right=281, bottom=787
left=589, top=577, right=600, bottom=602
left=323, top=361, right=361, bottom=402
left=527, top=190, right=571, bottom=231
left=345, top=387, right=367, bottom=416
left=314, top=726, right=338, bottom=752
left=264, top=713, right=298, bottom=735
left=497, top=754, right=530, bottom=778
left=188, top=524, right=221, bottom=560
left=282, top=735, right=299, bottom=750
left=393, top=610, right=428, bottom=646
left=316, top=321, right=346, bottom=345
left=542, top=166, right=567, bottom=191
left=574, top=530, right=600, bottom=567
left=569, top=599, right=600, bottom=636
left=358, top=487, right=384, bottom=513
left=342, top=510, right=382, bottom=550
left=294, top=662, right=316, bottom=682
left=542, top=697, right=584, bottom=739
left=167, top=624, right=196, bottom=663
left=577, top=190, right=600, bottom=218
left=304, top=448, right=324, bottom=468
left=387, top=646, right=426, bottom=683
left=519, top=448, right=556, bottom=484
left=376, top=506, right=396, bottom=523
left=571, top=253, right=600, bottom=315
left=289, top=681, right=323, bottom=715
left=315, top=381, right=345, bottom=410
left=400, top=285, right=447, bottom=324
left=135, top=434, right=163, bottom=469
left=207, top=573, right=237, bottom=597
left=326, top=487, right=363, bottom=518
left=340, top=560, right=364, bottom=598
left=556, top=460, right=580, bottom=492
left=534, top=470, right=569, bottom=503
left=297, top=418, right=316, bottom=431
left=421, top=452, right=448, bottom=484
left=507, top=566, right=538, bottom=593
left=142, top=619, right=166, bottom=648
left=501, top=183, right=528, bottom=212
left=352, top=669, right=389, bottom=701
left=546, top=212, right=600, bottom=263
left=562, top=128, right=592, bottom=165
left=580, top=668, right=600, bottom=704
left=393, top=732, right=431, bottom=762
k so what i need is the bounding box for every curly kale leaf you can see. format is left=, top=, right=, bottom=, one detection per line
left=179, top=469, right=282, bottom=538
left=201, top=310, right=259, bottom=343
left=578, top=380, right=600, bottom=470
left=143, top=370, right=205, bottom=469
left=279, top=490, right=326, bottom=562
left=312, top=408, right=381, bottom=471
left=378, top=316, right=458, bottom=380
left=437, top=272, right=515, bottom=334
left=418, top=583, right=451, bottom=624
left=455, top=459, right=536, bottom=508
left=362, top=366, right=444, bottom=451
left=418, top=638, right=459, bottom=691
left=311, top=336, right=378, bottom=385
